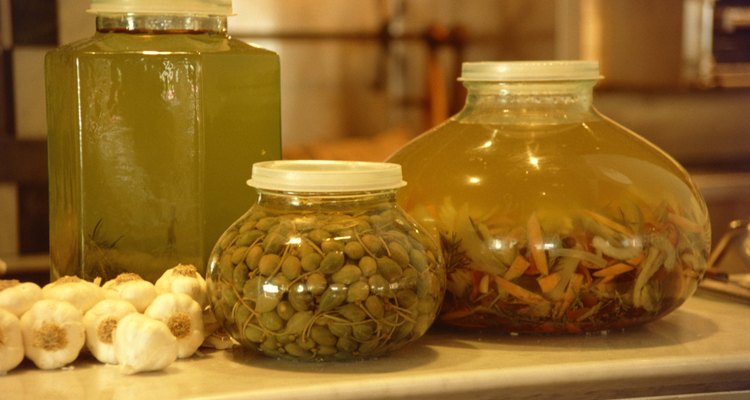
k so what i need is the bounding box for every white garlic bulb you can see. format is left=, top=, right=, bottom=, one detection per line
left=20, top=299, right=85, bottom=370
left=43, top=276, right=104, bottom=313
left=102, top=273, right=157, bottom=313
left=83, top=299, right=137, bottom=364
left=0, top=279, right=43, bottom=317
left=114, top=313, right=177, bottom=375
left=145, top=292, right=204, bottom=358
left=0, top=308, right=24, bottom=374
left=154, top=264, right=207, bottom=308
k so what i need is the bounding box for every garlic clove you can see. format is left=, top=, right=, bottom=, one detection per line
left=43, top=275, right=104, bottom=313
left=154, top=264, right=207, bottom=308
left=145, top=292, right=205, bottom=359
left=20, top=299, right=85, bottom=370
left=0, top=279, right=43, bottom=317
left=102, top=273, right=157, bottom=313
left=0, top=308, right=25, bottom=374
left=83, top=299, right=137, bottom=364
left=114, top=313, right=177, bottom=374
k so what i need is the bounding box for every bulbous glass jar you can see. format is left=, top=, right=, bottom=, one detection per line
left=387, top=61, right=710, bottom=334
left=206, top=160, right=445, bottom=360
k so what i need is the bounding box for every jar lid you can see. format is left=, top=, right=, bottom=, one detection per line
left=460, top=60, right=600, bottom=82
left=89, top=0, right=233, bottom=15
left=247, top=160, right=407, bottom=193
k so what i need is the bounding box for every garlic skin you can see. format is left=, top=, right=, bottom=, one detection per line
left=114, top=312, right=177, bottom=374
left=154, top=264, right=207, bottom=308
left=103, top=273, right=157, bottom=312
left=0, top=279, right=43, bottom=317
left=145, top=292, right=204, bottom=358
left=83, top=299, right=137, bottom=364
left=43, top=276, right=104, bottom=313
left=20, top=299, right=85, bottom=370
left=0, top=308, right=24, bottom=374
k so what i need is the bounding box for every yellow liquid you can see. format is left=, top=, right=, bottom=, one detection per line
left=46, top=32, right=281, bottom=282
left=388, top=114, right=711, bottom=332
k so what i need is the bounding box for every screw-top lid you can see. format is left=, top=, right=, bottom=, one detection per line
left=460, top=60, right=600, bottom=82
left=89, top=0, right=233, bottom=15
left=247, top=160, right=407, bottom=193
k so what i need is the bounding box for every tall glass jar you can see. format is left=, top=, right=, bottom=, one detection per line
left=45, top=0, right=281, bottom=282
left=206, top=160, right=445, bottom=360
left=387, top=61, right=710, bottom=334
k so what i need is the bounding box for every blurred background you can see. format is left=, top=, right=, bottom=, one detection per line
left=1, top=0, right=749, bottom=272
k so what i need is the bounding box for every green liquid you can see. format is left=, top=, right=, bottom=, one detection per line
left=46, top=32, right=281, bottom=282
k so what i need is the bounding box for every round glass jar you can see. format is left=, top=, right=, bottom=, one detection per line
left=386, top=61, right=710, bottom=334
left=206, top=160, right=445, bottom=360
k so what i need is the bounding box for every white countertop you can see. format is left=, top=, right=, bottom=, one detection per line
left=2, top=293, right=750, bottom=400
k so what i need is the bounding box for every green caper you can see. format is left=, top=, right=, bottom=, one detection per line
left=308, top=229, right=330, bottom=245
left=361, top=234, right=383, bottom=255
left=255, top=216, right=279, bottom=231
left=243, top=276, right=262, bottom=300
left=258, top=253, right=281, bottom=276
left=336, top=335, right=358, bottom=352
left=359, top=256, right=378, bottom=277
left=337, top=303, right=367, bottom=322
left=276, top=300, right=296, bottom=320
left=409, top=248, right=428, bottom=271
left=300, top=253, right=322, bottom=272
left=352, top=321, right=375, bottom=341
left=230, top=246, right=249, bottom=265
left=245, top=245, right=264, bottom=270
left=387, top=241, right=410, bottom=268
left=368, top=275, right=391, bottom=297
left=344, top=241, right=365, bottom=260
left=319, top=251, right=345, bottom=274
left=376, top=257, right=403, bottom=282
left=331, top=264, right=362, bottom=285
left=288, top=282, right=314, bottom=311
left=310, top=325, right=338, bottom=346
left=284, top=343, right=313, bottom=359
left=260, top=311, right=285, bottom=331
left=306, top=272, right=328, bottom=296
left=346, top=280, right=370, bottom=303
left=263, top=232, right=288, bottom=254
left=284, top=310, right=313, bottom=335
left=281, top=255, right=302, bottom=280
left=232, top=263, right=250, bottom=289
left=317, top=345, right=338, bottom=356
left=218, top=230, right=238, bottom=250
left=321, top=239, right=345, bottom=253
left=243, top=324, right=265, bottom=343
left=328, top=321, right=352, bottom=338
left=396, top=289, right=418, bottom=309
left=219, top=254, right=234, bottom=282
left=316, top=284, right=348, bottom=313
left=364, top=295, right=385, bottom=319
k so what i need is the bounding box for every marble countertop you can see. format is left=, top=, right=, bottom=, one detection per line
left=2, top=293, right=750, bottom=399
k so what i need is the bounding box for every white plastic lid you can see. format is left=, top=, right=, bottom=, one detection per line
left=460, top=60, right=600, bottom=82
left=247, top=160, right=407, bottom=193
left=89, top=0, right=233, bottom=15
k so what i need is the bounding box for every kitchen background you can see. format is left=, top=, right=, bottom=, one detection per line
left=1, top=0, right=749, bottom=268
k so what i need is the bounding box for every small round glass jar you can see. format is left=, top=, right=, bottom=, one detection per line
left=387, top=61, right=711, bottom=334
left=206, top=160, right=445, bottom=360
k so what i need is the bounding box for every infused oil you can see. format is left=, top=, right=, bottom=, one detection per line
left=46, top=5, right=281, bottom=282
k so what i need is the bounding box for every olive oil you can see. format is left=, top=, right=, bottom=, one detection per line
left=46, top=19, right=281, bottom=282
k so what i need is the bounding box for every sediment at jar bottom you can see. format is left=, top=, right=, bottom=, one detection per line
left=207, top=207, right=446, bottom=360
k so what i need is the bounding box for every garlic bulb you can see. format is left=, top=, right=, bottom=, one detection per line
left=43, top=276, right=104, bottom=313
left=154, top=264, right=207, bottom=308
left=83, top=299, right=137, bottom=364
left=145, top=292, right=204, bottom=358
left=0, top=279, right=42, bottom=317
left=102, top=273, right=157, bottom=312
left=20, top=299, right=85, bottom=370
left=114, top=312, right=177, bottom=374
left=0, top=308, right=24, bottom=374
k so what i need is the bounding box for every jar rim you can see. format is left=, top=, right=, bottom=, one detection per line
left=459, top=60, right=601, bottom=82
left=247, top=160, right=407, bottom=193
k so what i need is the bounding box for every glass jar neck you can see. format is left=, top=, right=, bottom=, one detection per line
left=96, top=14, right=227, bottom=34
left=256, top=190, right=398, bottom=212
left=457, top=80, right=597, bottom=123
